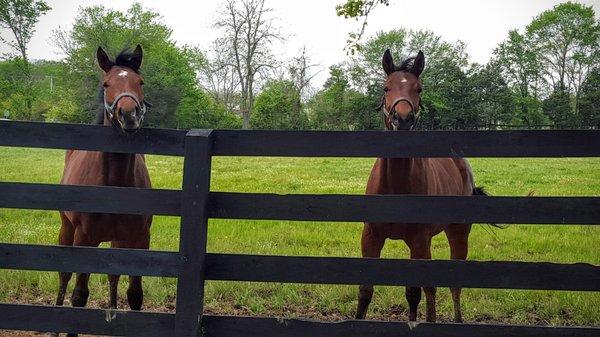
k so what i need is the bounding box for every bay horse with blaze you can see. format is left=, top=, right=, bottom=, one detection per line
left=356, top=49, right=487, bottom=323
left=54, top=45, right=152, bottom=337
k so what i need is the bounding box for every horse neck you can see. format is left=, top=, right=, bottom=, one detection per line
left=102, top=115, right=138, bottom=186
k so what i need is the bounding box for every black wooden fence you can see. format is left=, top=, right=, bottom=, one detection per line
left=0, top=120, right=599, bottom=337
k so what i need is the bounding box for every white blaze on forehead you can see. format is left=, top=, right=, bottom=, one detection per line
left=117, top=70, right=128, bottom=77
left=399, top=76, right=408, bottom=83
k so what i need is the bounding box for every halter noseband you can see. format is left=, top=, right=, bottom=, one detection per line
left=103, top=91, right=151, bottom=128
left=379, top=95, right=421, bottom=131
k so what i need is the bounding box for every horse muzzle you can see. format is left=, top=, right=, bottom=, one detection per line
left=104, top=91, right=149, bottom=133
left=117, top=107, right=143, bottom=133
left=385, top=97, right=419, bottom=131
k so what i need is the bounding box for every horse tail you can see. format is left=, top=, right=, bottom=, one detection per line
left=472, top=186, right=506, bottom=229
left=473, top=186, right=489, bottom=197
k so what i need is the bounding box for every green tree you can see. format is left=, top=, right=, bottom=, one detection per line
left=0, top=0, right=51, bottom=116
left=53, top=3, right=199, bottom=127
left=308, top=65, right=381, bottom=130
left=466, top=63, right=515, bottom=128
left=251, top=80, right=308, bottom=130
left=527, top=2, right=599, bottom=114
left=542, top=88, right=575, bottom=128
left=308, top=66, right=348, bottom=130
left=579, top=68, right=600, bottom=129
left=176, top=88, right=241, bottom=129
left=493, top=29, right=544, bottom=126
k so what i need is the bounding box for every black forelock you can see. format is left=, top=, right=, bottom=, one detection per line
left=397, top=56, right=416, bottom=72
left=114, top=49, right=141, bottom=74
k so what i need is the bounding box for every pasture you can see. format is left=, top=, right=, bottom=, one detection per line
left=0, top=146, right=598, bottom=326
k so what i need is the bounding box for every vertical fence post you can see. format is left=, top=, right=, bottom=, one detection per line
left=174, top=129, right=213, bottom=337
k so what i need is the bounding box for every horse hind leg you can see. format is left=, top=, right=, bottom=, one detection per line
left=446, top=224, right=471, bottom=323
left=356, top=225, right=385, bottom=319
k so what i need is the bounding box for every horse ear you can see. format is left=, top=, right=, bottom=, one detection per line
left=382, top=49, right=395, bottom=76
left=411, top=50, right=425, bottom=78
left=129, top=44, right=143, bottom=72
left=96, top=47, right=113, bottom=73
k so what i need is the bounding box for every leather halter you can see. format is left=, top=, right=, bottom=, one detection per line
left=103, top=91, right=151, bottom=129
left=378, top=95, right=422, bottom=131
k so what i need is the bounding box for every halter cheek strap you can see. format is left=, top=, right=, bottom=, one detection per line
left=103, top=91, right=150, bottom=127
left=381, top=96, right=421, bottom=131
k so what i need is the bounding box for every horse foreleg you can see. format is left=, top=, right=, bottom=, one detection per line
left=127, top=276, right=143, bottom=310
left=45, top=215, right=74, bottom=337
left=407, top=236, right=435, bottom=322
left=108, top=274, right=120, bottom=309
left=108, top=241, right=123, bottom=309
left=356, top=224, right=385, bottom=319
left=446, top=225, right=470, bottom=323
left=120, top=234, right=149, bottom=311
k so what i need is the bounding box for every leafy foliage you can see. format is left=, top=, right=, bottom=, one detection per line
left=251, top=80, right=308, bottom=130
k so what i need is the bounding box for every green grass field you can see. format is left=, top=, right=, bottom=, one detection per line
left=0, top=146, right=598, bottom=326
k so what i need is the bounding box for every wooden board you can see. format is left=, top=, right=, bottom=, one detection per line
left=205, top=253, right=600, bottom=291
left=208, top=192, right=600, bottom=224
left=0, top=243, right=180, bottom=277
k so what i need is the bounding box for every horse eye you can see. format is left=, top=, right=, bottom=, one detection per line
left=140, top=80, right=144, bottom=86
left=102, top=82, right=109, bottom=88
left=417, top=88, right=423, bottom=93
left=383, top=87, right=389, bottom=92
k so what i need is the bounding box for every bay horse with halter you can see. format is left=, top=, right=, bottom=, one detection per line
left=356, top=50, right=487, bottom=323
left=54, top=45, right=151, bottom=337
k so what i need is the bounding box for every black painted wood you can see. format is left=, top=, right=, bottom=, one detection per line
left=201, top=315, right=600, bottom=337
left=211, top=129, right=600, bottom=157
left=0, top=182, right=181, bottom=216
left=0, top=303, right=174, bottom=336
left=204, top=254, right=600, bottom=290
left=3, top=121, right=600, bottom=158
left=174, top=130, right=213, bottom=337
left=0, top=120, right=186, bottom=156
left=0, top=243, right=180, bottom=277
left=208, top=193, right=600, bottom=224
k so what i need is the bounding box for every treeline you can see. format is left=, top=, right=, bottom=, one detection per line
left=0, top=1, right=598, bottom=130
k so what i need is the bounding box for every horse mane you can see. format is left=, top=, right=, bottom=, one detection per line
left=396, top=56, right=417, bottom=72
left=94, top=48, right=141, bottom=124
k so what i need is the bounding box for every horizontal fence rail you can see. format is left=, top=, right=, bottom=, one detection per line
left=4, top=305, right=597, bottom=337
left=209, top=192, right=600, bottom=224
left=3, top=121, right=600, bottom=158
left=0, top=182, right=181, bottom=216
left=0, top=243, right=180, bottom=277
left=204, top=254, right=600, bottom=291
left=4, top=184, right=598, bottom=224
left=211, top=129, right=600, bottom=157
left=0, top=121, right=186, bottom=156
left=202, top=315, right=600, bottom=337
left=0, top=304, right=174, bottom=337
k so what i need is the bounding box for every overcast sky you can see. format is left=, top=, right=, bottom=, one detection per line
left=2, top=0, right=599, bottom=86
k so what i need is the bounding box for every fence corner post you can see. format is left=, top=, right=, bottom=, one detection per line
left=174, top=129, right=213, bottom=337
